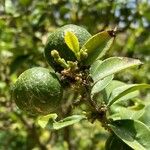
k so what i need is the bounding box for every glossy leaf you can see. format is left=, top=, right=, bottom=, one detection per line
left=105, top=134, right=133, bottom=150
left=49, top=115, right=86, bottom=130
left=64, top=31, right=80, bottom=54
left=109, top=119, right=150, bottom=150
left=139, top=104, right=150, bottom=127
left=108, top=97, right=145, bottom=120
left=38, top=114, right=86, bottom=130
left=91, top=75, right=114, bottom=99
left=108, top=84, right=150, bottom=106
left=102, top=80, right=126, bottom=103
left=90, top=60, right=102, bottom=80
left=81, top=30, right=115, bottom=65
left=91, top=57, right=142, bottom=83
left=109, top=106, right=145, bottom=121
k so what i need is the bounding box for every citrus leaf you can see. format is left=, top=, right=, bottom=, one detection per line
left=37, top=114, right=86, bottom=130
left=139, top=104, right=150, bottom=127
left=90, top=60, right=102, bottom=79
left=109, top=119, right=150, bottom=150
left=105, top=134, right=133, bottom=150
left=91, top=57, right=142, bottom=83
left=102, top=80, right=126, bottom=103
left=91, top=75, right=114, bottom=99
left=37, top=113, right=58, bottom=128
left=109, top=105, right=145, bottom=121
left=50, top=115, right=86, bottom=130
left=81, top=30, right=115, bottom=65
left=108, top=84, right=150, bottom=106
left=64, top=31, right=80, bottom=54
left=108, top=97, right=145, bottom=121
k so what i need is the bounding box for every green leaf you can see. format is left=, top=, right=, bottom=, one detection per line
left=49, top=115, right=86, bottom=130
left=91, top=57, right=142, bottom=83
left=139, top=104, right=150, bottom=127
left=108, top=97, right=145, bottom=121
left=81, top=30, right=115, bottom=65
left=38, top=114, right=86, bottom=130
left=0, top=82, right=6, bottom=89
left=5, top=0, right=18, bottom=16
left=64, top=31, right=80, bottom=54
left=109, top=119, right=150, bottom=150
left=37, top=114, right=58, bottom=128
left=109, top=105, right=145, bottom=121
left=108, top=84, right=150, bottom=106
left=103, top=80, right=126, bottom=103
left=90, top=60, right=102, bottom=79
left=10, top=54, right=30, bottom=74
left=91, top=75, right=114, bottom=99
left=19, top=0, right=31, bottom=6
left=105, top=134, right=133, bottom=150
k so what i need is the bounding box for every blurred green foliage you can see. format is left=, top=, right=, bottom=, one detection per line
left=0, top=0, right=150, bottom=149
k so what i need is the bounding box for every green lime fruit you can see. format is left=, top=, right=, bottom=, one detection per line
left=105, top=134, right=132, bottom=150
left=44, top=24, right=91, bottom=71
left=11, top=67, right=63, bottom=115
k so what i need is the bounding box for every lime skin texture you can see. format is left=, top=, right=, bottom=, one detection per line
left=11, top=67, right=63, bottom=116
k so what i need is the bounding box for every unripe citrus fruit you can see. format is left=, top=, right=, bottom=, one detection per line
left=11, top=67, right=63, bottom=115
left=44, top=24, right=91, bottom=71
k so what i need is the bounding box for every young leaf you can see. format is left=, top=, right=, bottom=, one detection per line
left=91, top=75, right=114, bottom=99
left=37, top=113, right=58, bottom=128
left=91, top=57, right=142, bottom=83
left=50, top=115, right=86, bottom=130
left=38, top=114, right=86, bottom=130
left=81, top=30, right=115, bottom=65
left=108, top=84, right=150, bottom=106
left=64, top=31, right=79, bottom=54
left=109, top=119, right=150, bottom=150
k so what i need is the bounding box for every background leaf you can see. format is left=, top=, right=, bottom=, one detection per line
left=10, top=54, right=30, bottom=74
